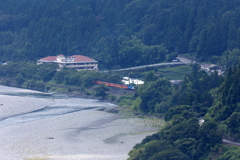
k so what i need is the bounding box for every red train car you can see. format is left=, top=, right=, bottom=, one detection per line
left=93, top=81, right=134, bottom=90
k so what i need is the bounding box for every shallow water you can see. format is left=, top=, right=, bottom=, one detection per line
left=0, top=85, right=160, bottom=160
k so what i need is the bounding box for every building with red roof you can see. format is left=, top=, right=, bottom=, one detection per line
left=37, top=54, right=98, bottom=71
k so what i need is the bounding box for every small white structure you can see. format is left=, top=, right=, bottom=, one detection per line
left=170, top=80, right=183, bottom=85
left=122, top=77, right=144, bottom=85
left=199, top=118, right=204, bottom=126
left=201, top=64, right=225, bottom=75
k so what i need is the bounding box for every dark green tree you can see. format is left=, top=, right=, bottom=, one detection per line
left=94, top=83, right=109, bottom=100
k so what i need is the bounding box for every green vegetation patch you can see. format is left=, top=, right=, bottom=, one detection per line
left=156, top=65, right=192, bottom=80
left=217, top=146, right=240, bottom=160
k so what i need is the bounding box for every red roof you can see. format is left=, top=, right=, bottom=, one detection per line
left=70, top=55, right=96, bottom=62
left=39, top=55, right=96, bottom=62
left=40, top=56, right=57, bottom=61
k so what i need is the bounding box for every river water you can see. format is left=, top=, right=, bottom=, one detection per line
left=0, top=85, right=160, bottom=160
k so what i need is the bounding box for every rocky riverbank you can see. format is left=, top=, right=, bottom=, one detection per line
left=0, top=76, right=134, bottom=101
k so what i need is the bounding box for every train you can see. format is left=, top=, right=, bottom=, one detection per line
left=93, top=81, right=135, bottom=90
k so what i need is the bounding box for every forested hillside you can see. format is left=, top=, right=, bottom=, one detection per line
left=1, top=0, right=240, bottom=68
left=127, top=63, right=240, bottom=160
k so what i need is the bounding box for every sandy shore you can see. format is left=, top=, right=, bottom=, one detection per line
left=0, top=86, right=161, bottom=160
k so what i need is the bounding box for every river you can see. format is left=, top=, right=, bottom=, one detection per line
left=0, top=85, right=161, bottom=160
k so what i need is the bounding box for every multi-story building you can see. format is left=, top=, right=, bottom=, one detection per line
left=37, top=54, right=98, bottom=71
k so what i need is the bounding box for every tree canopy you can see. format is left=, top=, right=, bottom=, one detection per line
left=1, top=0, right=240, bottom=68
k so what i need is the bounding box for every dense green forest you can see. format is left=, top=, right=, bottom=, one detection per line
left=1, top=0, right=240, bottom=68
left=127, top=64, right=240, bottom=160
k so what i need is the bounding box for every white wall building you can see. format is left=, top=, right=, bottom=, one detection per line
left=38, top=54, right=98, bottom=71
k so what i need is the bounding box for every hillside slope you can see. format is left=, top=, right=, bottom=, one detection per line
left=1, top=0, right=240, bottom=68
